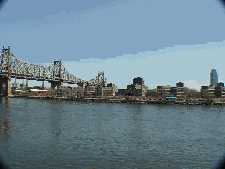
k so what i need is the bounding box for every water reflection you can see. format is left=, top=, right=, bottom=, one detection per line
left=0, top=97, right=12, bottom=141
left=0, top=97, right=11, bottom=141
left=129, top=105, right=143, bottom=143
left=0, top=117, right=11, bottom=140
left=0, top=99, right=225, bottom=168
left=48, top=101, right=63, bottom=137
left=0, top=97, right=11, bottom=109
left=94, top=105, right=104, bottom=138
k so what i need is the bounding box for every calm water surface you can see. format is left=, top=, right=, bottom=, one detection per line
left=0, top=97, right=225, bottom=168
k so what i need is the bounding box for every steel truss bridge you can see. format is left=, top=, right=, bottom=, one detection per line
left=0, top=46, right=107, bottom=95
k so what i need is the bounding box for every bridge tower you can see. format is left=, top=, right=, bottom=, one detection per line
left=50, top=59, right=62, bottom=89
left=0, top=76, right=12, bottom=96
left=0, top=46, right=12, bottom=96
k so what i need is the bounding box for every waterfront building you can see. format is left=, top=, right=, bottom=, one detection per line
left=85, top=86, right=97, bottom=97
left=145, top=88, right=157, bottom=98
left=200, top=86, right=209, bottom=98
left=201, top=86, right=209, bottom=90
left=54, top=81, right=118, bottom=98
left=200, top=85, right=215, bottom=98
left=200, top=83, right=225, bottom=98
left=156, top=85, right=172, bottom=97
left=210, top=69, right=218, bottom=87
left=29, top=89, right=50, bottom=96
left=96, top=84, right=118, bottom=96
left=102, top=87, right=118, bottom=96
left=176, top=82, right=184, bottom=87
left=176, top=87, right=185, bottom=98
left=133, top=77, right=144, bottom=86
left=175, top=82, right=185, bottom=97
left=208, top=86, right=216, bottom=97
left=117, top=89, right=127, bottom=96
left=170, top=87, right=177, bottom=95
left=57, top=86, right=85, bottom=97
left=215, top=86, right=222, bottom=98
left=154, top=82, right=187, bottom=98
left=217, top=82, right=225, bottom=98
left=217, top=82, right=224, bottom=87
left=116, top=77, right=148, bottom=96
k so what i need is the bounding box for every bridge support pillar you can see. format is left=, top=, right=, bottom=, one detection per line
left=0, top=83, right=4, bottom=95
left=42, top=80, right=45, bottom=89
left=0, top=76, right=12, bottom=96
left=51, top=81, right=62, bottom=89
left=26, top=79, right=29, bottom=89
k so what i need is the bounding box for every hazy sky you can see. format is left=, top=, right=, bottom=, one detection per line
left=1, top=0, right=225, bottom=90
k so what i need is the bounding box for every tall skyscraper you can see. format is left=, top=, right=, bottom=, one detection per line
left=210, top=69, right=218, bottom=86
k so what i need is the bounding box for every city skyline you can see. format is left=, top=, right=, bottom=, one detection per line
left=11, top=66, right=224, bottom=92
left=1, top=0, right=225, bottom=91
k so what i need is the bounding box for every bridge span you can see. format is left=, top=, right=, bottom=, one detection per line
left=0, top=46, right=106, bottom=96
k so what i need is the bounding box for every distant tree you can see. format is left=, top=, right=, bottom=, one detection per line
left=145, top=89, right=158, bottom=97
left=200, top=89, right=215, bottom=99
left=186, top=88, right=201, bottom=99
left=159, top=88, right=168, bottom=97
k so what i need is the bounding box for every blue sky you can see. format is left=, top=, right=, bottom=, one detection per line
left=1, top=0, right=225, bottom=91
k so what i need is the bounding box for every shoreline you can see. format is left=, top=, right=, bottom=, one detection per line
left=4, top=95, right=225, bottom=105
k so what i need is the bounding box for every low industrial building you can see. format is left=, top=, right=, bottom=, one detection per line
left=85, top=86, right=97, bottom=97
left=56, top=82, right=118, bottom=97
left=117, top=89, right=127, bottom=96
left=29, top=89, right=51, bottom=96
left=57, top=86, right=85, bottom=97
left=13, top=90, right=25, bottom=95
left=97, top=83, right=118, bottom=96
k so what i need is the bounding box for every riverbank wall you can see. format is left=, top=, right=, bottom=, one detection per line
left=5, top=95, right=225, bottom=105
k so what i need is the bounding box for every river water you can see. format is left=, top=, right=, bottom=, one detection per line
left=0, top=97, right=225, bottom=168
